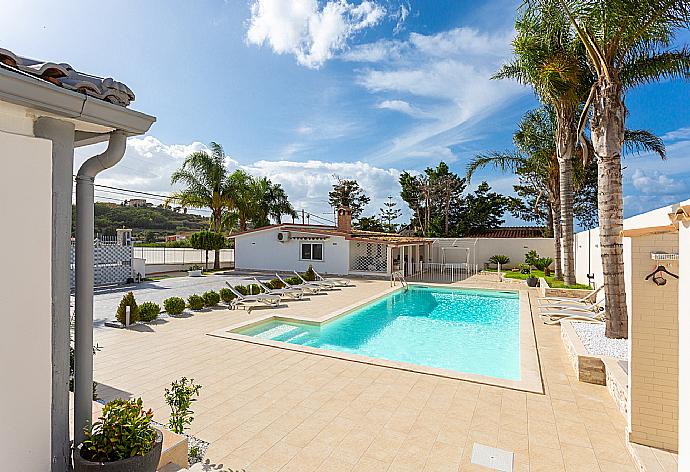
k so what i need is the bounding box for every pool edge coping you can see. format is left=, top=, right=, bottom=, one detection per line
left=207, top=283, right=545, bottom=394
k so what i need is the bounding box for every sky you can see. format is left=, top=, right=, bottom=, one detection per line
left=2, top=0, right=690, bottom=227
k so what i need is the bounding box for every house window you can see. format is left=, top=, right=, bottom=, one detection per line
left=301, top=243, right=323, bottom=261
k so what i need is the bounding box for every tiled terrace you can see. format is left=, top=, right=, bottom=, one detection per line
left=93, top=275, right=637, bottom=471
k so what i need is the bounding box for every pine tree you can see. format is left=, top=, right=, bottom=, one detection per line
left=379, top=196, right=402, bottom=233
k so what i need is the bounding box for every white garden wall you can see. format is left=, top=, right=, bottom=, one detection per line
left=575, top=199, right=690, bottom=286
left=234, top=228, right=350, bottom=275
left=430, top=237, right=555, bottom=269
left=0, top=125, right=53, bottom=470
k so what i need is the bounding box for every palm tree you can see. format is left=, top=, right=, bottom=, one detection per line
left=223, top=171, right=296, bottom=231
left=495, top=2, right=592, bottom=285
left=468, top=108, right=564, bottom=278
left=553, top=0, right=690, bottom=338
left=468, top=108, right=665, bottom=285
left=168, top=142, right=232, bottom=269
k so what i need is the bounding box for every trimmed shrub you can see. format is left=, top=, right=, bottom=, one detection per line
left=219, top=287, right=236, bottom=303
left=116, top=292, right=139, bottom=325
left=266, top=278, right=284, bottom=289
left=518, top=263, right=531, bottom=275
left=138, top=302, right=160, bottom=322
left=187, top=294, right=205, bottom=311
left=247, top=283, right=263, bottom=295
left=202, top=290, right=220, bottom=307
left=284, top=276, right=302, bottom=285
left=488, top=255, right=510, bottom=266
left=234, top=285, right=249, bottom=296
left=303, top=265, right=317, bottom=281
left=163, top=297, right=186, bottom=316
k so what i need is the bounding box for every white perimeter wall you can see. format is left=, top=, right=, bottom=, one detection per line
left=0, top=123, right=52, bottom=469
left=430, top=238, right=555, bottom=269
left=234, top=228, right=350, bottom=275
left=575, top=200, right=690, bottom=286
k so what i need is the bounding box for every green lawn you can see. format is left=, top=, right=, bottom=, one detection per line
left=486, top=269, right=591, bottom=290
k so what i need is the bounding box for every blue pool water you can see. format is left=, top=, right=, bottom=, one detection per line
left=236, top=286, right=521, bottom=380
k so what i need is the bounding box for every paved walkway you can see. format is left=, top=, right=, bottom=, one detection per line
left=83, top=271, right=264, bottom=327
left=93, top=276, right=636, bottom=471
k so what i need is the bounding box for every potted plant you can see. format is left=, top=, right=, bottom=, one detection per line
left=187, top=264, right=203, bottom=277
left=525, top=265, right=539, bottom=287
left=74, top=398, right=162, bottom=472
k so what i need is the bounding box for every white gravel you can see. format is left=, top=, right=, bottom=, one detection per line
left=573, top=322, right=628, bottom=359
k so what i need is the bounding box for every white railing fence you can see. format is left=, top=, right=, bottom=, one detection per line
left=406, top=262, right=479, bottom=283
left=133, top=247, right=234, bottom=267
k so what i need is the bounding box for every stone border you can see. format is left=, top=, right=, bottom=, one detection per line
left=208, top=284, right=544, bottom=394
left=560, top=321, right=629, bottom=416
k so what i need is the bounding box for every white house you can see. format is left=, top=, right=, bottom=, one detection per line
left=232, top=207, right=433, bottom=277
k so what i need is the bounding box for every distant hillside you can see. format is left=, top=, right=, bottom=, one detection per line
left=71, top=202, right=209, bottom=240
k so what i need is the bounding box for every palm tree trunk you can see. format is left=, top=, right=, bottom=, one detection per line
left=592, top=79, right=628, bottom=339
left=551, top=202, right=563, bottom=280
left=556, top=113, right=576, bottom=286
left=212, top=213, right=221, bottom=270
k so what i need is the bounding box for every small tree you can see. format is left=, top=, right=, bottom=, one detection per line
left=164, top=377, right=201, bottom=434
left=379, top=196, right=402, bottom=232
left=189, top=231, right=226, bottom=270
left=116, top=292, right=139, bottom=325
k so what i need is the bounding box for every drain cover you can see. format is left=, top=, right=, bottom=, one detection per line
left=471, top=443, right=514, bottom=471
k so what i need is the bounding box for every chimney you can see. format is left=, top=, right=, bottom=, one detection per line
left=337, top=206, right=352, bottom=233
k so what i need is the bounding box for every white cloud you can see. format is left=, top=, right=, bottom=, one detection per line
left=630, top=169, right=685, bottom=195
left=246, top=0, right=386, bottom=69
left=376, top=99, right=428, bottom=117
left=345, top=27, right=523, bottom=163
left=74, top=135, right=409, bottom=222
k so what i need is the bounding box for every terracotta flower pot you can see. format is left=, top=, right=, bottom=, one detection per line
left=74, top=430, right=162, bottom=472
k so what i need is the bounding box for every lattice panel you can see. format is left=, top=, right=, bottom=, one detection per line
left=349, top=241, right=387, bottom=272
left=70, top=245, right=133, bottom=288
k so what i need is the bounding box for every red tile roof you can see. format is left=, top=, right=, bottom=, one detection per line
left=468, top=226, right=547, bottom=238
left=0, top=47, right=135, bottom=106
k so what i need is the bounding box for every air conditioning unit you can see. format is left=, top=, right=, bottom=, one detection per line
left=277, top=231, right=291, bottom=242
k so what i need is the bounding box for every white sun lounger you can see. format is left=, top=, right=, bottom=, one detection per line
left=225, top=282, right=281, bottom=311
left=313, top=269, right=350, bottom=287
left=293, top=271, right=335, bottom=289
left=275, top=273, right=322, bottom=295
left=539, top=297, right=605, bottom=312
left=539, top=308, right=606, bottom=325
left=538, top=285, right=603, bottom=306
left=253, top=277, right=304, bottom=300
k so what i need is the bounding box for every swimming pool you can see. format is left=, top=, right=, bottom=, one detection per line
left=235, top=285, right=521, bottom=380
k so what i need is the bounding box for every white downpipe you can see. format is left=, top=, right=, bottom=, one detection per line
left=74, top=131, right=127, bottom=446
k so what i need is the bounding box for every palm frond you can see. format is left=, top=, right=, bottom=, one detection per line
left=466, top=152, right=525, bottom=183
left=620, top=47, right=690, bottom=89
left=623, top=129, right=666, bottom=159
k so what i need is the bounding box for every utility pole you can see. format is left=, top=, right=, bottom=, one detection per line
left=301, top=209, right=305, bottom=225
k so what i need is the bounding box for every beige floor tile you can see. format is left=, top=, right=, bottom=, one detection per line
left=92, top=279, right=637, bottom=472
